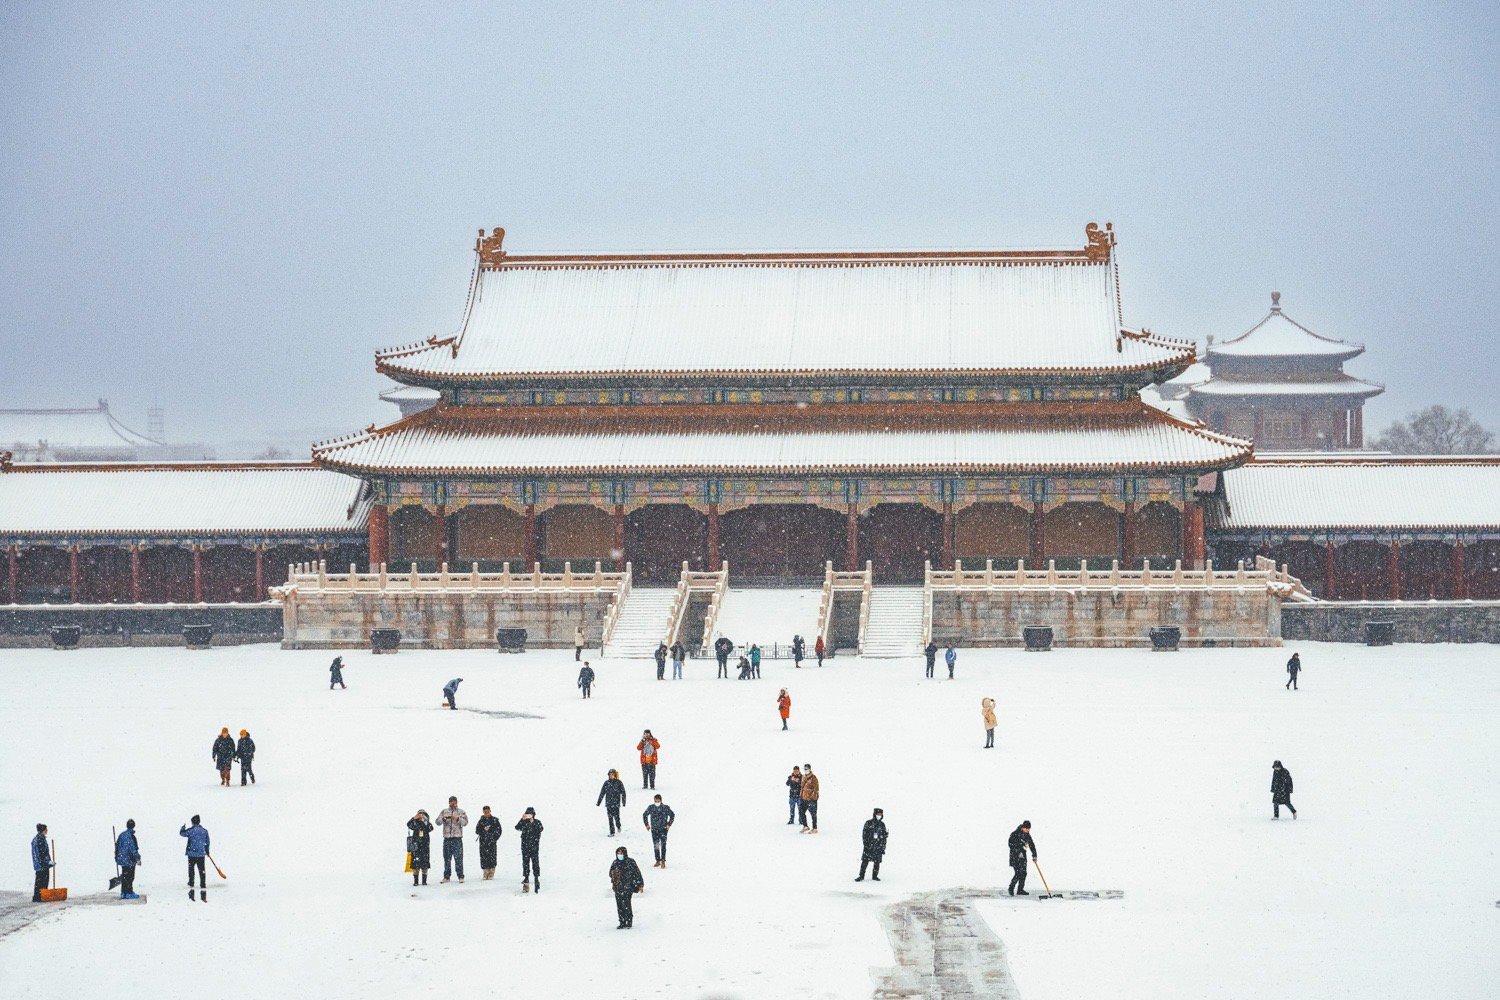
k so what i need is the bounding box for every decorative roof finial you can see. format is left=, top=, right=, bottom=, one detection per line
left=1270, top=291, right=1281, bottom=312
left=476, top=227, right=507, bottom=266
left=1083, top=222, right=1114, bottom=262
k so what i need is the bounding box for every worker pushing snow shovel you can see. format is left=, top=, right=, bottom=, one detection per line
left=1007, top=820, right=1037, bottom=896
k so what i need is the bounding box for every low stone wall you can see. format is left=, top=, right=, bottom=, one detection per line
left=930, top=588, right=1282, bottom=647
left=281, top=591, right=617, bottom=649
left=0, top=603, right=282, bottom=647
left=1281, top=601, right=1500, bottom=644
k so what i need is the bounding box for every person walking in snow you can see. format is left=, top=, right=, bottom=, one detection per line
left=609, top=846, right=645, bottom=928
left=792, top=634, right=805, bottom=668
left=815, top=634, right=826, bottom=667
left=923, top=641, right=938, bottom=679
left=407, top=809, right=433, bottom=887
left=1285, top=652, right=1302, bottom=691
left=786, top=766, right=804, bottom=825
left=113, top=819, right=141, bottom=899
left=654, top=642, right=668, bottom=681
left=799, top=764, right=820, bottom=833
left=643, top=794, right=676, bottom=868
left=516, top=807, right=543, bottom=892
left=945, top=644, right=957, bottom=680
left=1271, top=761, right=1297, bottom=819
left=777, top=688, right=792, bottom=731
left=180, top=815, right=211, bottom=900
left=669, top=640, right=686, bottom=680
left=438, top=796, right=469, bottom=882
left=1007, top=821, right=1036, bottom=896
left=714, top=636, right=733, bottom=678
left=637, top=730, right=660, bottom=789
left=597, top=769, right=628, bottom=836
left=211, top=728, right=235, bottom=786
left=442, top=677, right=463, bottom=710
left=856, top=808, right=888, bottom=882
left=475, top=806, right=503, bottom=880
left=749, top=643, right=762, bottom=679
left=329, top=655, right=347, bottom=689
left=235, top=729, right=256, bottom=785
left=30, top=823, right=52, bottom=903
left=982, top=697, right=997, bottom=749
left=578, top=661, right=596, bottom=699
left=574, top=624, right=586, bottom=662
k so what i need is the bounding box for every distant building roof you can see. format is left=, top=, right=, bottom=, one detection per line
left=1207, top=292, right=1364, bottom=361
left=376, top=224, right=1197, bottom=384
left=1190, top=374, right=1383, bottom=399
left=0, top=401, right=160, bottom=459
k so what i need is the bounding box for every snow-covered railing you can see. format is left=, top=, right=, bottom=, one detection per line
left=923, top=556, right=1313, bottom=600
left=697, top=561, right=731, bottom=655
left=663, top=561, right=729, bottom=649
left=816, top=560, right=873, bottom=651
left=274, top=560, right=631, bottom=596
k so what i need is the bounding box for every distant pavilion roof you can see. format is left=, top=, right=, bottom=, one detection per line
left=314, top=403, right=1251, bottom=477
left=1207, top=293, right=1364, bottom=362
left=375, top=224, right=1197, bottom=385
left=1190, top=373, right=1383, bottom=399
left=0, top=401, right=160, bottom=456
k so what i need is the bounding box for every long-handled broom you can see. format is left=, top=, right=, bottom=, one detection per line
left=1032, top=856, right=1059, bottom=899
left=108, top=826, right=121, bottom=890
left=208, top=853, right=227, bottom=880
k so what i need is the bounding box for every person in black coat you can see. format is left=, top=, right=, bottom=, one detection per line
left=792, top=634, right=805, bottom=668
left=329, top=656, right=346, bottom=689
left=923, top=642, right=939, bottom=679
left=714, top=636, right=733, bottom=679
left=211, top=728, right=235, bottom=786
left=654, top=643, right=668, bottom=681
left=407, top=810, right=433, bottom=886
left=1285, top=653, right=1302, bottom=691
left=856, top=808, right=888, bottom=882
left=1007, top=821, right=1036, bottom=895
left=597, top=769, right=627, bottom=835
left=516, top=807, right=544, bottom=892
left=609, top=846, right=645, bottom=928
left=1271, top=761, right=1297, bottom=819
left=578, top=662, right=596, bottom=699
left=475, top=806, right=503, bottom=879
left=234, top=730, right=256, bottom=785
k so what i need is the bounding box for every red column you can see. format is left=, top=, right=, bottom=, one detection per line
left=1387, top=541, right=1401, bottom=600
left=254, top=547, right=265, bottom=600
left=433, top=504, right=448, bottom=566
left=1121, top=502, right=1137, bottom=567
left=845, top=503, right=859, bottom=571
left=1181, top=502, right=1206, bottom=568
left=130, top=547, right=142, bottom=602
left=6, top=546, right=17, bottom=604
left=1324, top=541, right=1336, bottom=599
left=940, top=501, right=953, bottom=570
left=1452, top=541, right=1467, bottom=599
left=1253, top=408, right=1265, bottom=442
left=1030, top=501, right=1046, bottom=563
left=192, top=547, right=204, bottom=603
left=367, top=504, right=389, bottom=568
left=1302, top=410, right=1314, bottom=448
left=1352, top=408, right=1363, bottom=448
left=524, top=503, right=538, bottom=568
left=69, top=547, right=80, bottom=603
left=707, top=503, right=721, bottom=571
left=612, top=504, right=626, bottom=572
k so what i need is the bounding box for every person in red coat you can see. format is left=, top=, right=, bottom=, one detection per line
left=814, top=635, right=826, bottom=667
left=777, top=689, right=791, bottom=731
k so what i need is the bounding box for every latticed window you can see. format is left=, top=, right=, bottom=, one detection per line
left=1265, top=413, right=1303, bottom=439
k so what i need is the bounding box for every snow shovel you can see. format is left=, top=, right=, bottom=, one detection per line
left=1032, top=856, right=1058, bottom=899
left=39, top=839, right=68, bottom=902
left=208, top=853, right=227, bottom=880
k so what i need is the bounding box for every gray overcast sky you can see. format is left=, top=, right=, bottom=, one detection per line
left=2, top=2, right=1497, bottom=449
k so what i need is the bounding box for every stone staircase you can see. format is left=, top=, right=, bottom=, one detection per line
left=860, top=586, right=926, bottom=658
left=604, top=587, right=678, bottom=658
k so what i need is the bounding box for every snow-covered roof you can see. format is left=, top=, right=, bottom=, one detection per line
left=0, top=464, right=369, bottom=537
left=0, top=402, right=160, bottom=456
left=1219, top=457, right=1500, bottom=530
left=1208, top=293, right=1362, bottom=361
left=1138, top=386, right=1193, bottom=419
left=315, top=406, right=1250, bottom=476
left=378, top=385, right=441, bottom=402
left=1189, top=375, right=1383, bottom=398
left=376, top=226, right=1196, bottom=383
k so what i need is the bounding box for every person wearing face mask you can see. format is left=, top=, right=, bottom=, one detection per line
left=609, top=846, right=645, bottom=929
left=856, top=808, right=888, bottom=882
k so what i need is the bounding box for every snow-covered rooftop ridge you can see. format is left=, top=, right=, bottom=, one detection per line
left=0, top=400, right=161, bottom=452
left=1219, top=457, right=1500, bottom=530
left=0, top=463, right=369, bottom=536
left=1190, top=375, right=1384, bottom=398
left=378, top=384, right=441, bottom=401
left=1208, top=292, right=1363, bottom=360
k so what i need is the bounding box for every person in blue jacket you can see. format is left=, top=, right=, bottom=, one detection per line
left=944, top=644, right=957, bottom=680
left=31, top=823, right=52, bottom=902
left=114, top=819, right=142, bottom=899
left=443, top=677, right=463, bottom=710
left=180, top=815, right=211, bottom=900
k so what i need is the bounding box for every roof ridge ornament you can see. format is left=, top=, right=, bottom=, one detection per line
left=1270, top=291, right=1281, bottom=312
left=1084, top=221, right=1114, bottom=262
left=476, top=227, right=507, bottom=266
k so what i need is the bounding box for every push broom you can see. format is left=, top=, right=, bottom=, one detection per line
left=1032, top=856, right=1059, bottom=899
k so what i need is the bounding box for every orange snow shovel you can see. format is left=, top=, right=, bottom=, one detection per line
left=39, top=839, right=67, bottom=902
left=1032, top=856, right=1058, bottom=900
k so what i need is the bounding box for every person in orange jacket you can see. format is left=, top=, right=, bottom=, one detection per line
left=777, top=689, right=791, bottom=731
left=637, top=729, right=660, bottom=790
left=814, top=634, right=826, bottom=667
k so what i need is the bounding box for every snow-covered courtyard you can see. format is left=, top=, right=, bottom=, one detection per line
left=1, top=639, right=1496, bottom=999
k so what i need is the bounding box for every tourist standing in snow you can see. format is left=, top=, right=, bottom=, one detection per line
left=235, top=729, right=256, bottom=785
left=786, top=766, right=803, bottom=825
left=945, top=644, right=957, bottom=679
left=578, top=662, right=595, bottom=698
left=1007, top=821, right=1036, bottom=896
left=438, top=796, right=469, bottom=882
left=714, top=636, right=733, bottom=678
left=442, top=677, right=462, bottom=710
left=475, top=806, right=503, bottom=880
left=211, top=728, right=235, bottom=787
left=180, top=815, right=211, bottom=900
left=749, top=643, right=762, bottom=678
left=609, top=846, right=645, bottom=928
left=407, top=810, right=433, bottom=886
left=792, top=634, right=805, bottom=668
left=799, top=764, right=820, bottom=833
left=329, top=656, right=347, bottom=689
left=30, top=823, right=52, bottom=902
left=815, top=634, right=826, bottom=666
left=643, top=794, right=676, bottom=868
left=1271, top=761, right=1297, bottom=819
left=669, top=640, right=686, bottom=680
left=923, top=641, right=938, bottom=679
left=114, top=819, right=141, bottom=899
left=1285, top=653, right=1302, bottom=691
left=516, top=807, right=543, bottom=892
left=597, top=769, right=628, bottom=835
left=982, top=697, right=997, bottom=749
left=574, top=625, right=586, bottom=662
left=856, top=808, right=888, bottom=881
left=777, top=688, right=791, bottom=730
left=637, top=730, right=661, bottom=789
left=654, top=643, right=668, bottom=680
